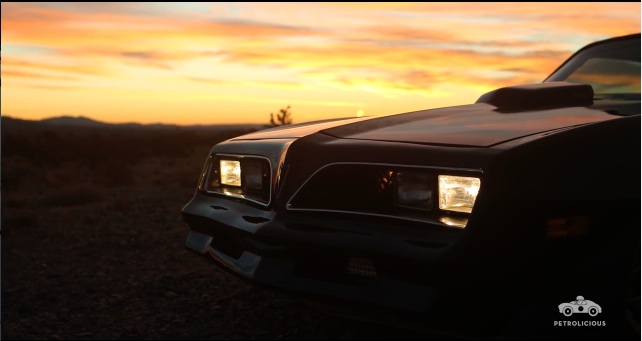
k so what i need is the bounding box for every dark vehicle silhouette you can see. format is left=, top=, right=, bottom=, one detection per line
left=182, top=34, right=640, bottom=338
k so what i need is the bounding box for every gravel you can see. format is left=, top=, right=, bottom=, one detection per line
left=2, top=171, right=436, bottom=340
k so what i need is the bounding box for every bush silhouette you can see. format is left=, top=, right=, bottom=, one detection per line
left=269, top=105, right=293, bottom=126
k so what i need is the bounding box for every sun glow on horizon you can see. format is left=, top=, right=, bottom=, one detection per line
left=2, top=2, right=640, bottom=125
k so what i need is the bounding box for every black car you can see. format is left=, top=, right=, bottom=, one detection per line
left=182, top=33, right=641, bottom=338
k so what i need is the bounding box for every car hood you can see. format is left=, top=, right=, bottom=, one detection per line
left=320, top=103, right=618, bottom=147
left=233, top=84, right=618, bottom=147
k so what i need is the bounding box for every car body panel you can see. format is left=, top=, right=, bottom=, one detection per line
left=321, top=103, right=617, bottom=147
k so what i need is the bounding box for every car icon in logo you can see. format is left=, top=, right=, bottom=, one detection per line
left=558, top=296, right=602, bottom=317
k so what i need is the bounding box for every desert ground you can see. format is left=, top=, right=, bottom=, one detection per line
left=2, top=118, right=437, bottom=340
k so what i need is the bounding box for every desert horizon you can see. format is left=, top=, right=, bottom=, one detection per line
left=2, top=114, right=269, bottom=129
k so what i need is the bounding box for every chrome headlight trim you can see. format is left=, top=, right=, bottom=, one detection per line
left=202, top=153, right=273, bottom=207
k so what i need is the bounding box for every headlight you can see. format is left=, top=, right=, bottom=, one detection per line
left=242, top=158, right=268, bottom=190
left=220, top=160, right=241, bottom=186
left=394, top=171, right=433, bottom=211
left=438, top=175, right=481, bottom=213
left=202, top=154, right=272, bottom=205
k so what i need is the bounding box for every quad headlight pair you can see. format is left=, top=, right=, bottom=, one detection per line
left=219, top=159, right=266, bottom=189
left=200, top=155, right=272, bottom=205
left=395, top=171, right=480, bottom=214
left=394, top=171, right=481, bottom=228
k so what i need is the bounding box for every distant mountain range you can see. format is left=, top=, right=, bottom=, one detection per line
left=2, top=115, right=267, bottom=131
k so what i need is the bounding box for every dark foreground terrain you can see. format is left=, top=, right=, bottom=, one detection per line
left=2, top=118, right=436, bottom=340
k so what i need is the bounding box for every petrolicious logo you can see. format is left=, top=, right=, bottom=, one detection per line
left=554, top=296, right=606, bottom=327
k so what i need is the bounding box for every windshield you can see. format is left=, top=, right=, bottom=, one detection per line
left=545, top=35, right=640, bottom=100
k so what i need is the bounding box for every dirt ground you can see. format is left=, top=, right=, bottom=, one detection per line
left=1, top=122, right=436, bottom=340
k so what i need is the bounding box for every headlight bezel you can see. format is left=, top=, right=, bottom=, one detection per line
left=200, top=153, right=273, bottom=206
left=286, top=162, right=482, bottom=229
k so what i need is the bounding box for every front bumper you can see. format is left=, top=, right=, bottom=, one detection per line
left=181, top=192, right=464, bottom=313
left=181, top=192, right=548, bottom=338
left=186, top=228, right=439, bottom=311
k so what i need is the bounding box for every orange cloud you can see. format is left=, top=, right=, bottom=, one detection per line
left=5, top=59, right=109, bottom=76
left=212, top=42, right=567, bottom=98
left=2, top=69, right=78, bottom=81
left=1, top=3, right=317, bottom=50
left=1, top=2, right=639, bottom=125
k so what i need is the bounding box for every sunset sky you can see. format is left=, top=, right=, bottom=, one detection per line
left=2, top=2, right=640, bottom=125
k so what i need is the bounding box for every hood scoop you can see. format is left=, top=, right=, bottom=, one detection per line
left=476, top=81, right=594, bottom=111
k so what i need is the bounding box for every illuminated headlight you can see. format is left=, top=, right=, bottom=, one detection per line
left=394, top=171, right=433, bottom=211
left=220, top=160, right=241, bottom=186
left=202, top=155, right=272, bottom=205
left=438, top=175, right=481, bottom=213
